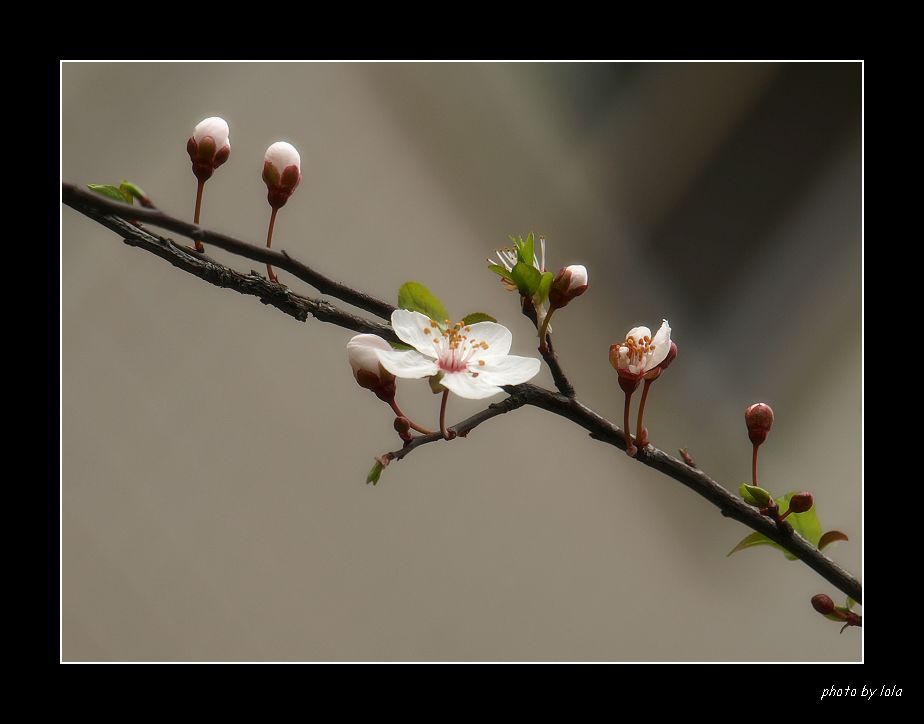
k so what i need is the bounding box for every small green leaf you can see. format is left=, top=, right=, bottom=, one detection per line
left=398, top=281, right=449, bottom=323
left=517, top=231, right=535, bottom=266
left=740, top=483, right=773, bottom=507
left=367, top=459, right=385, bottom=485
left=487, top=264, right=514, bottom=281
left=119, top=180, right=148, bottom=204
left=389, top=341, right=413, bottom=351
left=818, top=530, right=849, bottom=550
left=510, top=261, right=542, bottom=297
left=846, top=596, right=857, bottom=611
left=535, top=271, right=554, bottom=304
left=461, top=313, right=497, bottom=325
left=726, top=531, right=788, bottom=557
left=88, top=183, right=132, bottom=204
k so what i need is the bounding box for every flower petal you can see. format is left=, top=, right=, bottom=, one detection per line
left=390, top=309, right=441, bottom=358
left=347, top=334, right=392, bottom=376
left=463, top=321, right=512, bottom=358
left=644, top=319, right=672, bottom=371
left=374, top=348, right=439, bottom=379
left=625, top=326, right=651, bottom=344
left=475, top=355, right=541, bottom=386
left=438, top=371, right=504, bottom=400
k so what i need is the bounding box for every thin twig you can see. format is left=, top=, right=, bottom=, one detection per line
left=63, top=183, right=861, bottom=605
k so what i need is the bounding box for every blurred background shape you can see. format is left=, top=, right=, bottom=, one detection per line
left=63, top=62, right=861, bottom=661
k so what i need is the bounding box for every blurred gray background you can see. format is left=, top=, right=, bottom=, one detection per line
left=62, top=62, right=861, bottom=661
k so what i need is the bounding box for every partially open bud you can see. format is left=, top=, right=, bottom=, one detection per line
left=548, top=264, right=589, bottom=309
left=263, top=141, right=302, bottom=210
left=788, top=492, right=814, bottom=514
left=187, top=117, right=231, bottom=183
left=811, top=594, right=837, bottom=616
left=745, top=402, right=774, bottom=446
left=644, top=341, right=678, bottom=381
left=347, top=334, right=396, bottom=402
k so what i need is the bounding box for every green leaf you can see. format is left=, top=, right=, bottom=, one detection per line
left=487, top=264, right=514, bottom=281
left=740, top=483, right=773, bottom=507
left=517, top=231, right=535, bottom=266
left=728, top=493, right=834, bottom=562
left=510, top=261, right=542, bottom=297
left=461, top=312, right=497, bottom=325
left=846, top=596, right=857, bottom=611
left=119, top=180, right=148, bottom=204
left=366, top=459, right=385, bottom=485
left=778, top=492, right=823, bottom=549
left=389, top=341, right=413, bottom=351
left=726, top=531, right=788, bottom=557
left=818, top=530, right=849, bottom=550
left=398, top=281, right=449, bottom=323
left=535, top=271, right=554, bottom=304
left=88, top=183, right=132, bottom=204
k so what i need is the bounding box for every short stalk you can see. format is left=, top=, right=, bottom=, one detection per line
left=389, top=398, right=435, bottom=435
left=439, top=389, right=455, bottom=440
left=265, top=207, right=279, bottom=283
left=193, top=180, right=205, bottom=252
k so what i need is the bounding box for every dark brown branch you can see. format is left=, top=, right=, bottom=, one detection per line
left=71, top=206, right=399, bottom=343
left=62, top=182, right=396, bottom=321
left=520, top=295, right=575, bottom=397
left=63, top=183, right=861, bottom=605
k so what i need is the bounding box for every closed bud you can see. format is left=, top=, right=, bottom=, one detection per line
left=347, top=335, right=396, bottom=401
left=187, top=116, right=231, bottom=183
left=788, top=492, right=814, bottom=514
left=264, top=141, right=301, bottom=210
left=745, top=402, right=774, bottom=446
left=811, top=594, right=836, bottom=616
left=548, top=264, right=589, bottom=309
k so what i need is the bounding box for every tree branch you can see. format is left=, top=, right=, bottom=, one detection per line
left=62, top=183, right=396, bottom=321
left=520, top=295, right=575, bottom=397
left=63, top=182, right=861, bottom=605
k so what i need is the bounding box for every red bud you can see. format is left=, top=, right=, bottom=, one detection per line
left=745, top=402, right=774, bottom=446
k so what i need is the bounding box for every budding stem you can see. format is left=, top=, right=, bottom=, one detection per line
left=752, top=443, right=759, bottom=486
left=193, top=180, right=205, bottom=252
left=635, top=378, right=654, bottom=449
left=265, top=207, right=279, bottom=283
left=389, top=398, right=435, bottom=435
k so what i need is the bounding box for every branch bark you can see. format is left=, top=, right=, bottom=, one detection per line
left=63, top=182, right=862, bottom=605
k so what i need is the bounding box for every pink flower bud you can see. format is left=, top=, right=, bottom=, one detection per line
left=263, top=141, right=301, bottom=210
left=548, top=264, right=589, bottom=309
left=745, top=402, right=774, bottom=446
left=187, top=117, right=231, bottom=183
left=347, top=334, right=396, bottom=401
